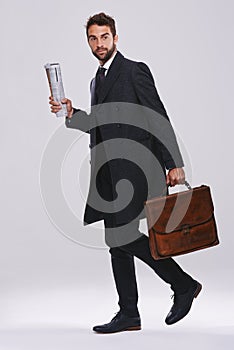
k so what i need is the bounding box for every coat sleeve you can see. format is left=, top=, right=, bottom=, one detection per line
left=132, top=62, right=184, bottom=170
left=65, top=109, right=91, bottom=134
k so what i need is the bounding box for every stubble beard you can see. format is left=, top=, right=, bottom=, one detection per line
left=93, top=43, right=116, bottom=65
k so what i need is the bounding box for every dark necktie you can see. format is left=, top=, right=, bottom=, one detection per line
left=95, top=67, right=106, bottom=93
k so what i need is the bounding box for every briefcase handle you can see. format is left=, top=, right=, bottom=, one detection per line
left=184, top=180, right=192, bottom=190
left=168, top=180, right=191, bottom=190
left=162, top=180, right=192, bottom=197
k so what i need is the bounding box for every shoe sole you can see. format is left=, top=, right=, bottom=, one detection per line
left=125, top=326, right=142, bottom=331
left=194, top=282, right=202, bottom=298
left=93, top=325, right=141, bottom=334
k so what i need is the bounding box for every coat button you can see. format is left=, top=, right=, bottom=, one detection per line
left=116, top=123, right=121, bottom=127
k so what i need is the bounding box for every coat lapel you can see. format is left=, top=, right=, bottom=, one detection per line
left=97, top=51, right=124, bottom=104
left=90, top=78, right=96, bottom=106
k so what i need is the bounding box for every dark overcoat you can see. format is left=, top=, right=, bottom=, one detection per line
left=65, top=52, right=183, bottom=227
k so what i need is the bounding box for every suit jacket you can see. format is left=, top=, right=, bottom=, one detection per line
left=65, top=51, right=184, bottom=226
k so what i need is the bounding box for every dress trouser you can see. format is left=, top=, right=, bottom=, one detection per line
left=105, top=220, right=196, bottom=317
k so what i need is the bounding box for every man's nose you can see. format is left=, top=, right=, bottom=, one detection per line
left=97, top=38, right=103, bottom=47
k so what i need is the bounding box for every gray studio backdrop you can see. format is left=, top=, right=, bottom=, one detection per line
left=1, top=0, right=233, bottom=339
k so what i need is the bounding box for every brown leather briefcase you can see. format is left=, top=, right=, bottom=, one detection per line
left=144, top=182, right=219, bottom=260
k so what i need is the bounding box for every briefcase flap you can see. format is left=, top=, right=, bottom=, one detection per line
left=144, top=185, right=214, bottom=234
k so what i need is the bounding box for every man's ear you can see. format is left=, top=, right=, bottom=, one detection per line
left=114, top=34, right=119, bottom=44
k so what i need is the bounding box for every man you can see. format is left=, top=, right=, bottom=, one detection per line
left=49, top=12, right=202, bottom=333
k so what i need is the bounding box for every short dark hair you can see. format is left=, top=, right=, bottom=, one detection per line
left=86, top=12, right=116, bottom=38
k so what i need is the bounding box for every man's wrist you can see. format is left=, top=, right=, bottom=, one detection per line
left=66, top=107, right=74, bottom=119
left=168, top=167, right=183, bottom=171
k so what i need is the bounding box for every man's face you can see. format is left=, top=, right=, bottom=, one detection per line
left=87, top=25, right=118, bottom=64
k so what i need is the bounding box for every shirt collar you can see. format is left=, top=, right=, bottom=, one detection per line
left=100, top=50, right=117, bottom=72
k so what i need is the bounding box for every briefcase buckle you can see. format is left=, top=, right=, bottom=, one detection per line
left=181, top=224, right=190, bottom=235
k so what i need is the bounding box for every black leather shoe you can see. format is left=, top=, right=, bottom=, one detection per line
left=165, top=281, right=202, bottom=325
left=93, top=311, right=141, bottom=334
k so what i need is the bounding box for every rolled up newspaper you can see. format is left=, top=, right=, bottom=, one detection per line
left=44, top=63, right=67, bottom=117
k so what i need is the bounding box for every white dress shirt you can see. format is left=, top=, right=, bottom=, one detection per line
left=99, top=50, right=117, bottom=75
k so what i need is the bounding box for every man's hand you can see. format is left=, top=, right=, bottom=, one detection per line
left=49, top=96, right=73, bottom=118
left=166, top=168, right=185, bottom=187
